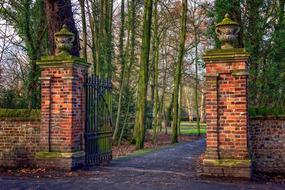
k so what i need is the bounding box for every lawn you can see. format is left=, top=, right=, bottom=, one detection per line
left=180, top=128, right=206, bottom=135
left=179, top=121, right=206, bottom=135
left=148, top=121, right=207, bottom=135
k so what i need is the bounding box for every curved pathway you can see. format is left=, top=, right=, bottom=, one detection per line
left=0, top=139, right=284, bottom=190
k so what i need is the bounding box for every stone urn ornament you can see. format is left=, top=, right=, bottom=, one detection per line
left=215, top=14, right=240, bottom=49
left=54, top=24, right=75, bottom=56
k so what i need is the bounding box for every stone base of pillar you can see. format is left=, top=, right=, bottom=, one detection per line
left=202, top=159, right=252, bottom=179
left=35, top=151, right=85, bottom=171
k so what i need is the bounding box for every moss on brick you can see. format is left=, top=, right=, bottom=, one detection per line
left=35, top=152, right=64, bottom=158
left=36, top=151, right=85, bottom=159
left=37, top=54, right=90, bottom=68
left=0, top=109, right=40, bottom=120
left=203, top=48, right=250, bottom=59
left=206, top=48, right=246, bottom=54
left=204, top=159, right=251, bottom=167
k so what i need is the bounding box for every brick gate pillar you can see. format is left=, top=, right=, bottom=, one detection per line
left=35, top=26, right=89, bottom=170
left=202, top=15, right=252, bottom=178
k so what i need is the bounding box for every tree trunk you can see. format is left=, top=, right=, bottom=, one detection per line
left=171, top=0, right=187, bottom=144
left=105, top=0, right=114, bottom=78
left=44, top=0, right=80, bottom=56
left=194, top=25, right=201, bottom=136
left=178, top=83, right=183, bottom=135
left=118, top=99, right=130, bottom=145
left=185, top=87, right=193, bottom=121
left=134, top=0, right=153, bottom=149
left=159, top=39, right=167, bottom=132
left=152, top=0, right=160, bottom=143
left=113, top=0, right=126, bottom=141
left=24, top=0, right=45, bottom=109
left=79, top=0, right=87, bottom=60
left=166, top=93, right=174, bottom=132
left=200, top=90, right=205, bottom=123
left=117, top=0, right=137, bottom=142
left=86, top=0, right=97, bottom=72
left=129, top=0, right=136, bottom=72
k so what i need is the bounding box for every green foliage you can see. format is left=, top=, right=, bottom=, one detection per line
left=172, top=0, right=188, bottom=144
left=249, top=107, right=285, bottom=117
left=255, top=0, right=285, bottom=108
left=208, top=0, right=285, bottom=109
left=112, top=86, right=136, bottom=142
left=134, top=0, right=153, bottom=149
left=0, top=0, right=47, bottom=108
left=0, top=89, right=29, bottom=109
left=89, top=0, right=114, bottom=77
left=0, top=109, right=40, bottom=120
left=208, top=0, right=242, bottom=48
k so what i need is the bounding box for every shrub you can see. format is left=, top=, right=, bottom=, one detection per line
left=249, top=107, right=285, bottom=117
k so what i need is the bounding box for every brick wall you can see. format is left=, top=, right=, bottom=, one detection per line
left=249, top=117, right=285, bottom=174
left=0, top=119, right=40, bottom=168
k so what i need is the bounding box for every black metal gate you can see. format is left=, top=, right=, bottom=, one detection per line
left=85, top=75, right=112, bottom=167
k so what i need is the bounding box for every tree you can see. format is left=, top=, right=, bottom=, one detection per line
left=44, top=0, right=80, bottom=56
left=193, top=1, right=201, bottom=136
left=134, top=0, right=153, bottom=149
left=210, top=0, right=243, bottom=48
left=79, top=0, right=87, bottom=60
left=171, top=0, right=187, bottom=144
left=113, top=0, right=126, bottom=141
left=152, top=0, right=159, bottom=143
left=85, top=0, right=114, bottom=77
left=244, top=0, right=265, bottom=105
left=0, top=0, right=47, bottom=108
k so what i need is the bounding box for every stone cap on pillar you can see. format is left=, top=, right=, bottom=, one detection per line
left=203, top=48, right=250, bottom=62
left=36, top=54, right=90, bottom=68
left=203, top=48, right=250, bottom=75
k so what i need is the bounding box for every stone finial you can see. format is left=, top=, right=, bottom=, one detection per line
left=54, top=25, right=75, bottom=56
left=215, top=14, right=240, bottom=49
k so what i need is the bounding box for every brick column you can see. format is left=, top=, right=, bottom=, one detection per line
left=202, top=48, right=251, bottom=178
left=36, top=55, right=89, bottom=170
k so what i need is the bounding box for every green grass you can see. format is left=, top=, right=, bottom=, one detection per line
left=180, top=128, right=206, bottom=135
left=149, top=121, right=207, bottom=135
left=180, top=121, right=207, bottom=127
left=179, top=121, right=206, bottom=135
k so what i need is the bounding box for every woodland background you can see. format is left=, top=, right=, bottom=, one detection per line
left=0, top=0, right=284, bottom=148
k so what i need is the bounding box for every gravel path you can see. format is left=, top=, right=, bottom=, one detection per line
left=0, top=139, right=284, bottom=190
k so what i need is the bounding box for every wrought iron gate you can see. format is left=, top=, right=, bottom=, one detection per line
left=85, top=75, right=112, bottom=167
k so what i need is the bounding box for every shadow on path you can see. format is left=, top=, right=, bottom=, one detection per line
left=0, top=139, right=284, bottom=190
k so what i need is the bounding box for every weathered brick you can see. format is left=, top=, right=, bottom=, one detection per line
left=249, top=117, right=285, bottom=175
left=202, top=49, right=251, bottom=178
left=0, top=119, right=40, bottom=168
